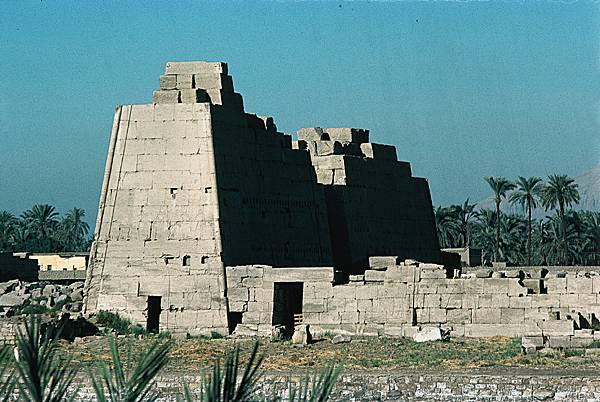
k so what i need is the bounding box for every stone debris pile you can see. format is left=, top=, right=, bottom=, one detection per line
left=0, top=280, right=84, bottom=317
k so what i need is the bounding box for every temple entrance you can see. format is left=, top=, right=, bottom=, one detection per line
left=146, top=296, right=162, bottom=334
left=272, top=282, right=303, bottom=337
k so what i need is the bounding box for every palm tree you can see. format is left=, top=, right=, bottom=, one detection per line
left=0, top=211, right=17, bottom=252
left=541, top=212, right=585, bottom=265
left=472, top=209, right=496, bottom=265
left=20, top=204, right=59, bottom=252
left=434, top=206, right=461, bottom=248
left=498, top=214, right=527, bottom=265
left=58, top=208, right=90, bottom=251
left=453, top=199, right=478, bottom=247
left=581, top=211, right=600, bottom=264
left=484, top=177, right=515, bottom=262
left=541, top=174, right=580, bottom=265
left=509, top=176, right=543, bottom=265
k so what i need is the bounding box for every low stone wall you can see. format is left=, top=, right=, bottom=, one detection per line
left=227, top=259, right=600, bottom=339
left=63, top=369, right=600, bottom=401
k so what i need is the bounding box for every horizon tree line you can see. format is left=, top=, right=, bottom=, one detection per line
left=0, top=204, right=90, bottom=253
left=436, top=174, right=600, bottom=266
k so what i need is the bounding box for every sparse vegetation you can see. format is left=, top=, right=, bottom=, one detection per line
left=95, top=310, right=147, bottom=336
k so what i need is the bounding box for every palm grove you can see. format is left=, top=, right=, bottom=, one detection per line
left=436, top=174, right=600, bottom=266
left=0, top=205, right=90, bottom=253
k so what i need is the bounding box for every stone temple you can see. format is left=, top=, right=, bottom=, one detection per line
left=83, top=61, right=440, bottom=335
left=85, top=62, right=596, bottom=345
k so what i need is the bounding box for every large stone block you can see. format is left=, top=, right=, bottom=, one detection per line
left=464, top=324, right=527, bottom=338
left=500, top=308, right=525, bottom=324
left=160, top=75, right=177, bottom=90
left=447, top=308, right=472, bottom=324
left=508, top=296, right=532, bottom=309
left=165, top=61, right=228, bottom=75
left=428, top=308, right=447, bottom=323
left=153, top=90, right=179, bottom=104
left=364, top=270, right=386, bottom=282
left=545, top=278, right=567, bottom=294
left=368, top=256, right=398, bottom=270
left=530, top=294, right=560, bottom=309
left=423, top=294, right=441, bottom=308
left=325, top=128, right=369, bottom=143
left=227, top=288, right=249, bottom=302
left=440, top=294, right=462, bottom=309
left=567, top=277, right=593, bottom=294
left=541, top=320, right=575, bottom=336
left=360, top=143, right=397, bottom=161
left=482, top=278, right=509, bottom=294
left=472, top=308, right=501, bottom=324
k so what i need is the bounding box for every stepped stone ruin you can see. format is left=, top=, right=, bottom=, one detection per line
left=83, top=61, right=440, bottom=336
left=83, top=61, right=600, bottom=342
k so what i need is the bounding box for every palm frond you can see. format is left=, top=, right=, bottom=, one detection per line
left=200, top=341, right=263, bottom=402
left=287, top=361, right=343, bottom=402
left=14, top=314, right=80, bottom=402
left=0, top=346, right=16, bottom=401
left=91, top=334, right=171, bottom=402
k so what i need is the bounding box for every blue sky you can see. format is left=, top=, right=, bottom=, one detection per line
left=1, top=1, right=599, bottom=227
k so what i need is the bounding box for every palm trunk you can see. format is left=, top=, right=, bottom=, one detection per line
left=495, top=198, right=501, bottom=262
left=560, top=201, right=567, bottom=265
left=527, top=198, right=532, bottom=266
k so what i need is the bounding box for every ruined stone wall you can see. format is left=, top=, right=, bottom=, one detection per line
left=227, top=258, right=600, bottom=339
left=295, top=128, right=441, bottom=273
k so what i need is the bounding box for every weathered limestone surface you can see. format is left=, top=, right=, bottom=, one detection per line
left=84, top=62, right=337, bottom=335
left=297, top=127, right=441, bottom=272
left=227, top=260, right=600, bottom=338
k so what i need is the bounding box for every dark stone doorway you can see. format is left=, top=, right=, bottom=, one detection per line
left=146, top=296, right=162, bottom=334
left=272, top=282, right=303, bottom=337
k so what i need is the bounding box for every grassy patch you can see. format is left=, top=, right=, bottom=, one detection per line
left=95, top=310, right=147, bottom=336
left=57, top=335, right=600, bottom=372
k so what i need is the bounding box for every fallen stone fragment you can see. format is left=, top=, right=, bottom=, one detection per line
left=0, top=292, right=25, bottom=307
left=292, top=324, right=312, bottom=345
left=412, top=326, right=449, bottom=343
left=331, top=334, right=351, bottom=344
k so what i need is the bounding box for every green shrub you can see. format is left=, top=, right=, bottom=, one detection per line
left=18, top=302, right=50, bottom=316
left=588, top=340, right=600, bottom=349
left=95, top=310, right=147, bottom=336
left=210, top=331, right=224, bottom=339
left=564, top=348, right=585, bottom=357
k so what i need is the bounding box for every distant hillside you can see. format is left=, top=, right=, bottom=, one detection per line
left=474, top=163, right=600, bottom=215
left=575, top=163, right=600, bottom=212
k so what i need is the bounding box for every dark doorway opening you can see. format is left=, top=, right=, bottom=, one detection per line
left=228, top=312, right=243, bottom=334
left=147, top=296, right=162, bottom=334
left=272, top=282, right=303, bottom=337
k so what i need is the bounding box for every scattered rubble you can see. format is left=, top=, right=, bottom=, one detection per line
left=0, top=279, right=84, bottom=318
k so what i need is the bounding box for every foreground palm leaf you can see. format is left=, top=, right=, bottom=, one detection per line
left=0, top=346, right=16, bottom=401
left=14, top=315, right=80, bottom=402
left=181, top=342, right=342, bottom=402
left=199, top=341, right=263, bottom=402
left=91, top=335, right=171, bottom=402
left=287, top=361, right=343, bottom=402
